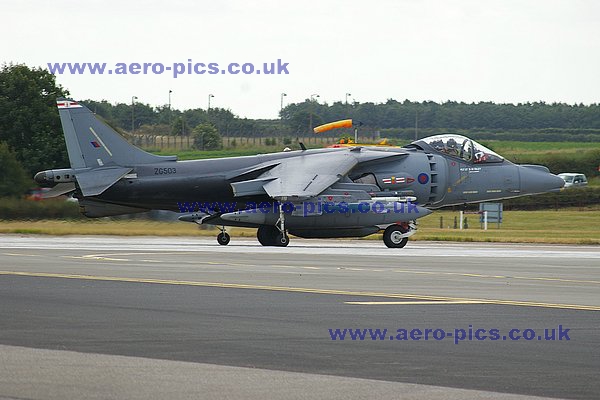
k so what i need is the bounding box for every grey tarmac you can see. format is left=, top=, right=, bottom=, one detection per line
left=0, top=235, right=598, bottom=399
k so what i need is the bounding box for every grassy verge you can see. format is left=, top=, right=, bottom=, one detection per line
left=406, top=209, right=600, bottom=245
left=0, top=220, right=231, bottom=236
left=1, top=209, right=598, bottom=245
left=480, top=140, right=600, bottom=155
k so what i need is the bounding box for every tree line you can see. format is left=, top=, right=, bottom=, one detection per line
left=85, top=97, right=600, bottom=139
left=281, top=99, right=600, bottom=141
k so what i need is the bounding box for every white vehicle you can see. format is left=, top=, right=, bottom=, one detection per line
left=558, top=173, right=588, bottom=188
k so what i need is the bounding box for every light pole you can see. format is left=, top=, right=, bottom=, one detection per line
left=131, top=96, right=138, bottom=133
left=309, top=94, right=320, bottom=135
left=280, top=92, right=287, bottom=115
left=280, top=93, right=287, bottom=132
left=168, top=90, right=172, bottom=125
left=414, top=109, right=419, bottom=141
left=345, top=93, right=351, bottom=105
left=208, top=94, right=214, bottom=111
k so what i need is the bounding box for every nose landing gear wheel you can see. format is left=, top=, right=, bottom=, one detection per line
left=383, top=225, right=409, bottom=248
left=217, top=232, right=230, bottom=246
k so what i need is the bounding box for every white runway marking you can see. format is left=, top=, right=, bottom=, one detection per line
left=1, top=235, right=599, bottom=259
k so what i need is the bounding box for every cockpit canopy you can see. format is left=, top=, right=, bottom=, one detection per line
left=416, top=134, right=504, bottom=164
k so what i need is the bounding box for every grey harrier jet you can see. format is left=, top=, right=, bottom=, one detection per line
left=35, top=99, right=564, bottom=248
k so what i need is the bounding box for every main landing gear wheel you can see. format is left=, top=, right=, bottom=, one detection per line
left=217, top=232, right=230, bottom=246
left=257, top=226, right=289, bottom=247
left=257, top=225, right=276, bottom=246
left=383, top=225, right=409, bottom=248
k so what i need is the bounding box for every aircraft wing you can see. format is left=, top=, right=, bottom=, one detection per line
left=260, top=151, right=359, bottom=200
left=230, top=149, right=409, bottom=201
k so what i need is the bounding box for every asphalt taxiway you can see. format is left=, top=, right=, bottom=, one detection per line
left=0, top=235, right=598, bottom=399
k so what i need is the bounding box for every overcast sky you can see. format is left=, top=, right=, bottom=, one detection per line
left=2, top=0, right=599, bottom=118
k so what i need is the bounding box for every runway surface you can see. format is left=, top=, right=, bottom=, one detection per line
left=0, top=235, right=599, bottom=399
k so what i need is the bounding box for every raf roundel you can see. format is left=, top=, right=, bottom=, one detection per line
left=418, top=173, right=429, bottom=184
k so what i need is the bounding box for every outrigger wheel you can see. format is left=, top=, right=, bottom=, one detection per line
left=383, top=224, right=409, bottom=248
left=217, top=231, right=230, bottom=246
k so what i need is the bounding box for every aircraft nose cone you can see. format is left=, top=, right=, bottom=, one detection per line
left=519, top=165, right=565, bottom=195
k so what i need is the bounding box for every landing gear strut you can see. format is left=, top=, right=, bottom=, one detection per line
left=217, top=226, right=230, bottom=246
left=257, top=203, right=289, bottom=247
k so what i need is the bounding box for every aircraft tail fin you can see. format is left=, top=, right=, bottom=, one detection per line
left=56, top=98, right=176, bottom=169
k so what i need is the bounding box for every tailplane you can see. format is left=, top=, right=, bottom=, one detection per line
left=34, top=99, right=177, bottom=198
left=57, top=98, right=176, bottom=169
